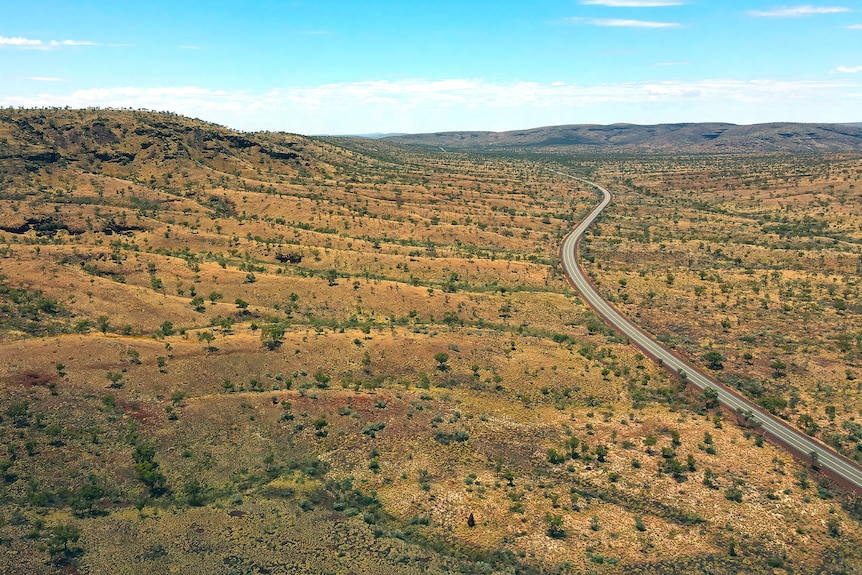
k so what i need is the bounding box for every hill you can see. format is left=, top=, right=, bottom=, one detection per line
left=387, top=122, right=862, bottom=154
left=1, top=108, right=861, bottom=574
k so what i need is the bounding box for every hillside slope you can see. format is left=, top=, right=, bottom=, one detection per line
left=1, top=109, right=861, bottom=575
left=387, top=122, right=862, bottom=154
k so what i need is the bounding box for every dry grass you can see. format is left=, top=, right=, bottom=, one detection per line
left=580, top=155, right=862, bottom=464
left=0, top=110, right=860, bottom=574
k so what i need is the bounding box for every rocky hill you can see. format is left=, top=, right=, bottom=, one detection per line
left=0, top=108, right=327, bottom=181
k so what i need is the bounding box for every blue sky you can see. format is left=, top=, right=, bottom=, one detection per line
left=1, top=1, right=861, bottom=133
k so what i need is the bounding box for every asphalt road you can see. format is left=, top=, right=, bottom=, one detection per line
left=554, top=170, right=862, bottom=492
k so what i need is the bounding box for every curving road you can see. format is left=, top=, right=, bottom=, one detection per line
left=554, top=170, right=862, bottom=492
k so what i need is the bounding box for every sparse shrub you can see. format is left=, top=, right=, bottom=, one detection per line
left=827, top=517, right=841, bottom=537
left=362, top=422, right=386, bottom=438
left=313, top=369, right=331, bottom=388
left=547, top=448, right=565, bottom=464
left=725, top=486, right=743, bottom=502
left=545, top=513, right=565, bottom=539
left=261, top=323, right=285, bottom=350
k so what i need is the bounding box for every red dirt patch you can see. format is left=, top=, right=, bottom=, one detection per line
left=3, top=370, right=55, bottom=389
left=117, top=399, right=157, bottom=426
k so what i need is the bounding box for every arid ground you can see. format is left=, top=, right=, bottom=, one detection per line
left=1, top=109, right=860, bottom=574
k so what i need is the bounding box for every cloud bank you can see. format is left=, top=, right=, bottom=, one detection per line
left=3, top=78, right=859, bottom=133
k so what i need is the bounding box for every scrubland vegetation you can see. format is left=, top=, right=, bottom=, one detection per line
left=577, top=155, right=862, bottom=464
left=0, top=109, right=860, bottom=574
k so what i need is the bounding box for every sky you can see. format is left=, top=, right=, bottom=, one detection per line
left=1, top=0, right=861, bottom=134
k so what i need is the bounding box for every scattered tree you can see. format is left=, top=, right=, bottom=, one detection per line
left=434, top=352, right=450, bottom=371
left=702, top=351, right=724, bottom=370
left=545, top=513, right=566, bottom=539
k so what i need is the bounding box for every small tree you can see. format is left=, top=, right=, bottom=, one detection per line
left=725, top=485, right=743, bottom=502
left=702, top=351, right=724, bottom=370
left=71, top=483, right=104, bottom=517
left=184, top=478, right=205, bottom=507
left=106, top=371, right=124, bottom=389
left=643, top=435, right=657, bottom=455
left=565, top=436, right=581, bottom=459
left=325, top=269, right=339, bottom=286
left=133, top=442, right=166, bottom=497
left=827, top=517, right=841, bottom=537
left=261, top=323, right=285, bottom=350
left=547, top=448, right=565, bottom=465
left=502, top=469, right=515, bottom=487
left=190, top=296, right=206, bottom=312
left=595, top=444, right=609, bottom=462
left=702, top=387, right=719, bottom=409
left=545, top=513, right=566, bottom=539
left=434, top=352, right=450, bottom=371
left=0, top=459, right=13, bottom=482
left=702, top=468, right=718, bottom=489
left=47, top=523, right=82, bottom=565
left=160, top=321, right=174, bottom=336
left=313, top=369, right=331, bottom=388
left=197, top=330, right=216, bottom=353
left=662, top=457, right=687, bottom=482
left=771, top=359, right=787, bottom=378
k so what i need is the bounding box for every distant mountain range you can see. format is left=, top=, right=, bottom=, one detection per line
left=354, top=132, right=409, bottom=139
left=386, top=122, right=862, bottom=154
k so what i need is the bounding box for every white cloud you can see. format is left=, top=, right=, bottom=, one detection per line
left=3, top=78, right=860, bottom=133
left=587, top=18, right=681, bottom=27
left=835, top=66, right=862, bottom=73
left=748, top=5, right=851, bottom=17
left=50, top=40, right=99, bottom=46
left=846, top=23, right=862, bottom=28
left=24, top=77, right=64, bottom=82
left=0, top=35, right=110, bottom=49
left=580, top=0, right=683, bottom=5
left=0, top=36, right=42, bottom=46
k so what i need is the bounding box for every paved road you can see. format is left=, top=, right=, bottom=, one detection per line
left=554, top=170, right=862, bottom=492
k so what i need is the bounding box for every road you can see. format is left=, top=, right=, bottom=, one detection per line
left=554, top=170, right=862, bottom=492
